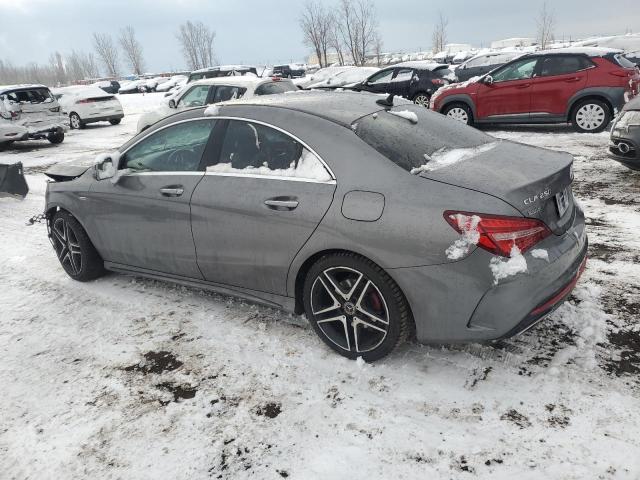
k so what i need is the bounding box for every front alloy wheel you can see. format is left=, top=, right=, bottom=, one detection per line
left=303, top=253, right=412, bottom=361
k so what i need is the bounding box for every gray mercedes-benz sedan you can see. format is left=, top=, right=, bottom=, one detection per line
left=45, top=91, right=588, bottom=361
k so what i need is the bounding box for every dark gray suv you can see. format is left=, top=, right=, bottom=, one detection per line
left=609, top=96, right=640, bottom=170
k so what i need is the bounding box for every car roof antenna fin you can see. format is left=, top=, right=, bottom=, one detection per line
left=376, top=94, right=395, bottom=108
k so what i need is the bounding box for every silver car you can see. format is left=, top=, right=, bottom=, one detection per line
left=45, top=92, right=588, bottom=361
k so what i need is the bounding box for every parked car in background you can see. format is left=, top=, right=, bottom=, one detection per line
left=0, top=121, right=28, bottom=149
left=137, top=76, right=296, bottom=132
left=0, top=84, right=67, bottom=145
left=45, top=92, right=587, bottom=361
left=91, top=80, right=121, bottom=94
left=305, top=67, right=380, bottom=89
left=625, top=50, right=640, bottom=67
left=351, top=62, right=456, bottom=106
left=273, top=64, right=306, bottom=78
left=432, top=47, right=640, bottom=132
left=609, top=96, right=640, bottom=170
left=293, top=66, right=354, bottom=89
left=118, top=79, right=148, bottom=94
left=53, top=86, right=124, bottom=129
left=156, top=75, right=188, bottom=92
left=187, top=65, right=258, bottom=84
left=454, top=51, right=523, bottom=82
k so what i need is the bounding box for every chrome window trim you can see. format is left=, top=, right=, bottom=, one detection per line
left=204, top=115, right=337, bottom=181
left=119, top=115, right=337, bottom=183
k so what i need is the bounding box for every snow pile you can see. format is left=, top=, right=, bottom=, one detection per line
left=531, top=249, right=550, bottom=262
left=445, top=214, right=481, bottom=260
left=389, top=110, right=418, bottom=124
left=411, top=142, right=497, bottom=174
left=489, top=245, right=528, bottom=284
left=206, top=149, right=332, bottom=182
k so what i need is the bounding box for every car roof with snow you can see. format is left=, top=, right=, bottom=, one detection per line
left=191, top=65, right=255, bottom=73
left=528, top=47, right=624, bottom=57
left=390, top=61, right=450, bottom=71
left=0, top=84, right=49, bottom=94
left=190, top=76, right=288, bottom=88
left=209, top=91, right=413, bottom=127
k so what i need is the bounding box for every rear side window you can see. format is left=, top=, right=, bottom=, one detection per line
left=254, top=82, right=296, bottom=95
left=213, top=86, right=246, bottom=102
left=353, top=106, right=492, bottom=172
left=539, top=55, right=593, bottom=76
left=207, top=120, right=331, bottom=181
left=434, top=67, right=455, bottom=79
left=610, top=53, right=636, bottom=69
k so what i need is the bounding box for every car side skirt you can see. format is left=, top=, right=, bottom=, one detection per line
left=104, top=261, right=297, bottom=313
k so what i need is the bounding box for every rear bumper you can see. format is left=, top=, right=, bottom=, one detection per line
left=83, top=113, right=124, bottom=124
left=389, top=205, right=588, bottom=344
left=609, top=135, right=640, bottom=170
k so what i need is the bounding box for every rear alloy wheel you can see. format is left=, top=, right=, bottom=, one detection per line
left=303, top=253, right=412, bottom=361
left=69, top=112, right=84, bottom=130
left=50, top=211, right=105, bottom=281
left=413, top=93, right=430, bottom=107
left=571, top=100, right=611, bottom=133
left=109, top=118, right=121, bottom=125
left=443, top=103, right=473, bottom=125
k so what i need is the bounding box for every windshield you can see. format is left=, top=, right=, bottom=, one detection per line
left=353, top=106, right=492, bottom=172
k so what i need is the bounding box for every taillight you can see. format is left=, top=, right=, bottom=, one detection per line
left=444, top=211, right=552, bottom=257
left=432, top=78, right=446, bottom=85
left=49, top=106, right=60, bottom=112
left=76, top=98, right=95, bottom=104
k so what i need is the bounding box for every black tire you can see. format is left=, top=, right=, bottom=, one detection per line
left=303, top=252, right=413, bottom=362
left=50, top=210, right=105, bottom=281
left=0, top=141, right=13, bottom=151
left=69, top=112, right=84, bottom=130
left=442, top=102, right=474, bottom=126
left=412, top=92, right=431, bottom=107
left=571, top=99, right=611, bottom=133
left=47, top=129, right=65, bottom=144
left=109, top=118, right=121, bottom=125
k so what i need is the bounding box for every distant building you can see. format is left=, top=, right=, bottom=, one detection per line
left=491, top=38, right=537, bottom=49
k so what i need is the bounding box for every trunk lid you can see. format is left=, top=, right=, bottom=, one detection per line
left=418, top=140, right=575, bottom=235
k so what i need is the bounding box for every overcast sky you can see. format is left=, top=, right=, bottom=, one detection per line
left=0, top=0, right=638, bottom=74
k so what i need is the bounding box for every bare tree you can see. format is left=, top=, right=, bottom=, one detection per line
left=432, top=11, right=448, bottom=53
left=299, top=1, right=332, bottom=68
left=176, top=21, right=216, bottom=70
left=536, top=2, right=555, bottom=49
left=49, top=51, right=66, bottom=86
left=337, top=0, right=378, bottom=66
left=373, top=32, right=383, bottom=67
left=80, top=52, right=100, bottom=79
left=92, top=32, right=119, bottom=77
left=119, top=26, right=145, bottom=75
left=66, top=50, right=86, bottom=82
left=329, top=24, right=345, bottom=66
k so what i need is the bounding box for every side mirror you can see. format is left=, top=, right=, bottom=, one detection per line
left=168, top=99, right=176, bottom=108
left=95, top=157, right=116, bottom=180
left=484, top=75, right=494, bottom=85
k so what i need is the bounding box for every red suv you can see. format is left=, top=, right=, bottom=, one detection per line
left=431, top=48, right=640, bottom=133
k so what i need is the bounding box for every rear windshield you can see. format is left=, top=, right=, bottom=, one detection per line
left=254, top=82, right=296, bottom=95
left=4, top=88, right=54, bottom=104
left=353, top=106, right=492, bottom=172
left=608, top=53, right=636, bottom=69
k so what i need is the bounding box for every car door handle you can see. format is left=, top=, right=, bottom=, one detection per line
left=516, top=83, right=531, bottom=89
left=564, top=77, right=581, bottom=83
left=160, top=187, right=184, bottom=197
left=264, top=198, right=299, bottom=210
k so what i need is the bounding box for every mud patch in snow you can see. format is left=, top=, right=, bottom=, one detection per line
left=124, top=351, right=183, bottom=375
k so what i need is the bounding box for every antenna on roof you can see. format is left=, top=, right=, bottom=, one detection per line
left=376, top=94, right=395, bottom=108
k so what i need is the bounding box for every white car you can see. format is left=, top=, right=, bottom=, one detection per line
left=0, top=84, right=68, bottom=145
left=306, top=67, right=380, bottom=89
left=293, top=66, right=355, bottom=89
left=53, top=86, right=124, bottom=130
left=137, top=76, right=297, bottom=132
left=119, top=79, right=148, bottom=94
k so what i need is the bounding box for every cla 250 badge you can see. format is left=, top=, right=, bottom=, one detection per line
left=523, top=188, right=551, bottom=205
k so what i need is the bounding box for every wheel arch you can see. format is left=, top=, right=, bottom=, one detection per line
left=292, top=248, right=415, bottom=328
left=45, top=204, right=97, bottom=251
left=567, top=92, right=614, bottom=121
left=438, top=94, right=477, bottom=118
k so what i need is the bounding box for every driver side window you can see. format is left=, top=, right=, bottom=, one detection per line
left=491, top=58, right=539, bottom=82
left=123, top=119, right=216, bottom=172
left=177, top=85, right=210, bottom=107
left=368, top=69, right=394, bottom=85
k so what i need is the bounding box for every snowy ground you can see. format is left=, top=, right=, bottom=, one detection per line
left=1, top=93, right=639, bottom=480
